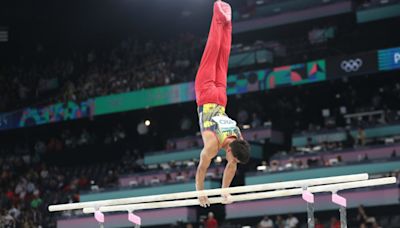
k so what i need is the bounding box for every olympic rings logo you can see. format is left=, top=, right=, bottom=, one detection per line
left=340, top=58, right=363, bottom=72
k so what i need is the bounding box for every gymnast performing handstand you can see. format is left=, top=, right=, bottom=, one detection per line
left=195, top=0, right=250, bottom=208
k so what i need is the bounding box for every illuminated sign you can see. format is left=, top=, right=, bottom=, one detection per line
left=378, top=47, right=400, bottom=71
left=326, top=51, right=378, bottom=78
left=19, top=100, right=95, bottom=127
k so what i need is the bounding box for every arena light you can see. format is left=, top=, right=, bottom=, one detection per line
left=0, top=28, right=8, bottom=42
left=256, top=165, right=267, bottom=171
left=242, top=124, right=251, bottom=129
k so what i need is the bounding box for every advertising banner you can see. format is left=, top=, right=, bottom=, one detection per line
left=94, top=82, right=196, bottom=116
left=265, top=59, right=326, bottom=89
left=378, top=47, right=400, bottom=71
left=326, top=51, right=378, bottom=78
left=227, top=59, right=326, bottom=95
left=0, top=111, right=19, bottom=131
left=0, top=59, right=326, bottom=131
left=0, top=99, right=95, bottom=131
left=95, top=59, right=326, bottom=117
left=4, top=45, right=400, bottom=132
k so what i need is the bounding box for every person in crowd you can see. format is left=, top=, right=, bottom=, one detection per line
left=258, top=215, right=274, bottom=228
left=285, top=214, right=299, bottom=228
left=357, top=205, right=376, bottom=225
left=315, top=218, right=324, bottom=228
left=251, top=112, right=262, bottom=128
left=330, top=217, right=340, bottom=228
left=357, top=128, right=366, bottom=146
left=205, top=212, right=218, bottom=228
left=344, top=130, right=355, bottom=148
left=391, top=149, right=396, bottom=158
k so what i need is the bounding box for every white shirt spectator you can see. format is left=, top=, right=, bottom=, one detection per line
left=2, top=214, right=15, bottom=227
left=40, top=169, right=49, bottom=179
left=26, top=182, right=36, bottom=193
left=14, top=179, right=27, bottom=195
left=8, top=207, right=20, bottom=220
left=285, top=215, right=299, bottom=228
left=258, top=216, right=274, bottom=228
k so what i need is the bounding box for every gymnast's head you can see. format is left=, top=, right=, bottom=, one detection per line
left=228, top=139, right=250, bottom=164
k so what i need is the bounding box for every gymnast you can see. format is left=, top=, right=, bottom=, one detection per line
left=194, top=0, right=251, bottom=208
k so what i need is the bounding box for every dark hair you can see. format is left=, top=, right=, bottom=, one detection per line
left=230, top=139, right=250, bottom=164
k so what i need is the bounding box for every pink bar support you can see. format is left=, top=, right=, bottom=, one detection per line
left=94, top=210, right=105, bottom=223
left=302, top=190, right=314, bottom=203
left=332, top=193, right=347, bottom=207
left=128, top=212, right=142, bottom=225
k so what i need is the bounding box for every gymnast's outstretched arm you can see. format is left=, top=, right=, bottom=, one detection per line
left=196, top=131, right=219, bottom=207
left=222, top=151, right=237, bottom=188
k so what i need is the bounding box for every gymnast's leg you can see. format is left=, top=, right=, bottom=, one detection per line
left=215, top=23, right=231, bottom=108
left=194, top=6, right=224, bottom=105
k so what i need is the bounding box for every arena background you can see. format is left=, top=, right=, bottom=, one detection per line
left=0, top=0, right=400, bottom=227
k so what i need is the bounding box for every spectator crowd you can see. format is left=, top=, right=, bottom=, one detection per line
left=0, top=33, right=203, bottom=112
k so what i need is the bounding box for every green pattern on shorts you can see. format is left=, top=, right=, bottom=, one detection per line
left=198, top=103, right=241, bottom=145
